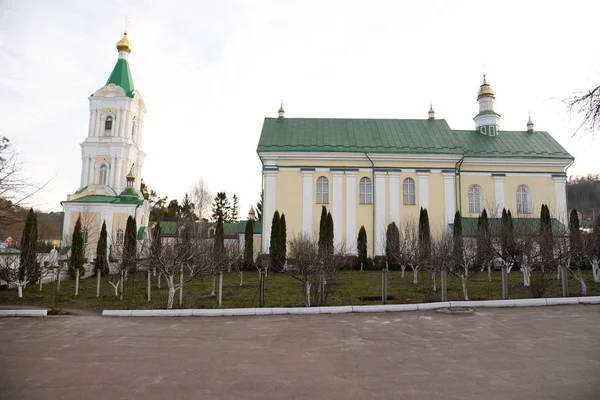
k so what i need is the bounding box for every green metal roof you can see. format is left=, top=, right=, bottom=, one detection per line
left=63, top=194, right=143, bottom=205
left=257, top=118, right=572, bottom=159
left=106, top=59, right=135, bottom=98
left=449, top=217, right=567, bottom=237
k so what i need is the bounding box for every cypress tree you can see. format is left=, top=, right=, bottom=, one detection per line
left=269, top=211, right=281, bottom=270
left=95, top=221, right=109, bottom=276
left=539, top=204, right=554, bottom=269
left=385, top=222, right=400, bottom=268
left=452, top=210, right=463, bottom=264
left=418, top=208, right=431, bottom=261
left=476, top=209, right=492, bottom=267
left=151, top=222, right=163, bottom=262
left=244, top=219, right=254, bottom=270
left=214, top=214, right=224, bottom=257
left=70, top=216, right=85, bottom=278
left=19, top=208, right=39, bottom=283
left=318, top=206, right=328, bottom=255
left=326, top=211, right=334, bottom=254
left=280, top=213, right=287, bottom=265
left=122, top=216, right=137, bottom=273
left=357, top=226, right=367, bottom=270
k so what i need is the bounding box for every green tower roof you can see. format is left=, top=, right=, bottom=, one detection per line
left=106, top=59, right=135, bottom=98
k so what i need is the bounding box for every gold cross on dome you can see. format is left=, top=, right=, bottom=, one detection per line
left=124, top=16, right=130, bottom=34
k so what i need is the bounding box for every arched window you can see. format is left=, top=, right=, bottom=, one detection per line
left=516, top=185, right=532, bottom=214
left=359, top=177, right=372, bottom=204
left=104, top=116, right=113, bottom=135
left=403, top=178, right=416, bottom=205
left=468, top=185, right=483, bottom=213
left=116, top=229, right=124, bottom=246
left=316, top=176, right=329, bottom=204
left=99, top=165, right=108, bottom=185
left=82, top=228, right=88, bottom=244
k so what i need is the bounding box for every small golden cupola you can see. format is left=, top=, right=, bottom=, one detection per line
left=527, top=114, right=534, bottom=133
left=126, top=164, right=136, bottom=188
left=477, top=74, right=494, bottom=99
left=428, top=103, right=435, bottom=120
left=278, top=103, right=285, bottom=118
left=116, top=32, right=132, bottom=54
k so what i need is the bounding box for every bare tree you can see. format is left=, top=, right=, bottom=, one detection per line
left=190, top=178, right=212, bottom=223
left=0, top=249, right=22, bottom=296
left=565, top=84, right=600, bottom=137
left=399, top=220, right=420, bottom=284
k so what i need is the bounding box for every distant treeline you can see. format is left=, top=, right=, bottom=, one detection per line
left=568, top=174, right=600, bottom=227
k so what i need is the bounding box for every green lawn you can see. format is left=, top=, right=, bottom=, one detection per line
left=1, top=269, right=598, bottom=311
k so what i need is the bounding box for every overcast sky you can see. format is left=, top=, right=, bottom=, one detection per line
left=1, top=0, right=599, bottom=214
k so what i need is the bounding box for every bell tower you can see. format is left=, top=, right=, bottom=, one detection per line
left=473, top=75, right=501, bottom=136
left=78, top=30, right=147, bottom=195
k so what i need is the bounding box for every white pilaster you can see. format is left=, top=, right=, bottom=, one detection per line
left=345, top=171, right=357, bottom=253
left=263, top=170, right=277, bottom=253
left=417, top=171, right=430, bottom=211
left=88, top=108, right=95, bottom=138
left=443, top=172, right=455, bottom=226
left=332, top=170, right=343, bottom=249
left=119, top=108, right=127, bottom=137
left=302, top=170, right=314, bottom=239
left=554, top=176, right=567, bottom=226
left=493, top=175, right=505, bottom=215
left=80, top=154, right=89, bottom=187
left=115, top=156, right=123, bottom=190
left=374, top=171, right=387, bottom=256
left=86, top=156, right=92, bottom=185
left=115, top=108, right=122, bottom=137
left=388, top=171, right=400, bottom=225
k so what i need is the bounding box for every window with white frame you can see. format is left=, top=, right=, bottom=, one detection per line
left=516, top=185, right=531, bottom=214
left=467, top=184, right=483, bottom=213
left=403, top=178, right=416, bottom=205
left=82, top=228, right=88, bottom=244
left=116, top=229, right=124, bottom=246
left=99, top=165, right=108, bottom=185
left=316, top=176, right=329, bottom=204
left=359, top=177, right=372, bottom=204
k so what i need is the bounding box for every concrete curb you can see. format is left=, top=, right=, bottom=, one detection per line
left=101, top=296, right=600, bottom=317
left=0, top=309, right=47, bottom=317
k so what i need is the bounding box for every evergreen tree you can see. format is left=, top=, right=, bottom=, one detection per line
left=385, top=222, right=400, bottom=268
left=95, top=221, right=109, bottom=276
left=230, top=194, right=240, bottom=222
left=214, top=214, right=224, bottom=257
left=122, top=216, right=137, bottom=273
left=212, top=192, right=231, bottom=222
left=318, top=206, right=329, bottom=256
left=326, top=212, right=334, bottom=251
left=569, top=209, right=583, bottom=266
left=151, top=222, right=163, bottom=263
left=19, top=208, right=39, bottom=283
left=539, top=204, right=554, bottom=270
left=244, top=219, right=254, bottom=270
left=418, top=208, right=431, bottom=262
left=476, top=209, right=492, bottom=267
left=70, top=216, right=85, bottom=277
left=269, top=211, right=281, bottom=270
left=280, top=213, right=287, bottom=265
left=357, top=226, right=368, bottom=270
left=452, top=210, right=463, bottom=264
left=180, top=193, right=195, bottom=222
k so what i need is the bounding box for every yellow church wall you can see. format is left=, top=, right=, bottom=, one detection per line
left=111, top=213, right=130, bottom=237
left=312, top=171, right=333, bottom=238
left=355, top=172, right=374, bottom=255
left=398, top=172, right=420, bottom=223
left=274, top=170, right=303, bottom=239
left=503, top=176, right=557, bottom=217
left=428, top=173, right=446, bottom=234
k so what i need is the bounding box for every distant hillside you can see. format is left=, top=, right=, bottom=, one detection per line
left=567, top=174, right=600, bottom=227
left=0, top=198, right=63, bottom=243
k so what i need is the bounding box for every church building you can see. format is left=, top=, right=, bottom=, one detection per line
left=61, top=31, right=150, bottom=257
left=257, top=77, right=574, bottom=256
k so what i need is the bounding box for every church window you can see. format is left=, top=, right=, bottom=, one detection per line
left=316, top=176, right=329, bottom=204
left=116, top=229, right=124, bottom=246
left=359, top=177, right=372, bottom=204
left=82, top=228, right=88, bottom=244
left=516, top=185, right=531, bottom=214
left=99, top=165, right=108, bottom=185
left=468, top=185, right=483, bottom=213
left=104, top=116, right=113, bottom=135
left=489, top=126, right=496, bottom=136
left=403, top=178, right=416, bottom=205
left=479, top=126, right=486, bottom=135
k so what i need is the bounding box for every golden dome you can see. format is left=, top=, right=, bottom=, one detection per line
left=126, top=164, right=136, bottom=181
left=278, top=103, right=285, bottom=113
left=477, top=74, right=494, bottom=99
left=116, top=32, right=132, bottom=53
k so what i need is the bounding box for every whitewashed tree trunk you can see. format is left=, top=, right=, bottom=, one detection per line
left=108, top=275, right=121, bottom=297
left=557, top=267, right=561, bottom=280
left=17, top=283, right=23, bottom=298
left=211, top=275, right=216, bottom=296
left=400, top=265, right=405, bottom=278
left=522, top=265, right=531, bottom=287
left=592, top=258, right=600, bottom=283
left=431, top=271, right=437, bottom=291
left=412, top=266, right=419, bottom=284
left=360, top=261, right=363, bottom=272
left=487, top=263, right=492, bottom=282
left=305, top=281, right=311, bottom=307
left=158, top=273, right=162, bottom=289
left=461, top=277, right=468, bottom=301
left=507, top=262, right=513, bottom=274
left=239, top=271, right=244, bottom=286
left=575, top=275, right=587, bottom=296
left=167, top=275, right=175, bottom=309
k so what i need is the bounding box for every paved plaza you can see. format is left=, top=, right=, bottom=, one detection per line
left=0, top=305, right=599, bottom=399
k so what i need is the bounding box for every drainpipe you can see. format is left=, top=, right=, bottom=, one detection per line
left=365, top=153, right=375, bottom=257
left=454, top=156, right=465, bottom=215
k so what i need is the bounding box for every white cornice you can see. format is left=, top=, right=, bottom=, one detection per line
left=461, top=157, right=572, bottom=169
